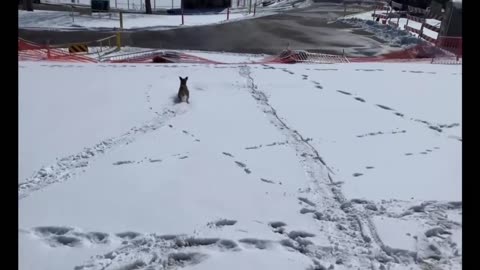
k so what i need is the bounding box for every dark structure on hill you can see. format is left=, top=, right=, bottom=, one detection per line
left=183, top=0, right=232, bottom=9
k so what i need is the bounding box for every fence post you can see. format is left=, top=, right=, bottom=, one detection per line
left=254, top=0, right=257, bottom=16
left=70, top=5, right=75, bottom=23
left=457, top=38, right=462, bottom=60
left=119, top=12, right=123, bottom=29
left=116, top=32, right=122, bottom=49
left=227, top=7, right=230, bottom=20
left=46, top=40, right=51, bottom=59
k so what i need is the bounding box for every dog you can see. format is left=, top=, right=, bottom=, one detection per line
left=177, top=76, right=190, bottom=104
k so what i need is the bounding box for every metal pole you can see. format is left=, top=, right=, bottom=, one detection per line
left=181, top=0, right=184, bottom=25
left=128, top=0, right=130, bottom=10
left=248, top=0, right=252, bottom=14
left=227, top=7, right=230, bottom=20
left=115, top=0, right=117, bottom=9
left=119, top=12, right=123, bottom=29
left=253, top=0, right=257, bottom=16
left=172, top=0, right=174, bottom=9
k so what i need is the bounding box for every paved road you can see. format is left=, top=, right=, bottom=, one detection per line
left=19, top=2, right=392, bottom=57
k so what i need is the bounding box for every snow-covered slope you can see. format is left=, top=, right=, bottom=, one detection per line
left=19, top=58, right=462, bottom=270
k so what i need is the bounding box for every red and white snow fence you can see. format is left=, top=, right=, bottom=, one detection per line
left=18, top=38, right=99, bottom=63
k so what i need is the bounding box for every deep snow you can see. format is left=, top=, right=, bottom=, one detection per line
left=19, top=56, right=461, bottom=270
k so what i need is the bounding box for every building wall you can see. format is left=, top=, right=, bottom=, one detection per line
left=183, top=0, right=232, bottom=9
left=440, top=1, right=462, bottom=36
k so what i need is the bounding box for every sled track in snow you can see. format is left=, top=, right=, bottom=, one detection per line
left=18, top=106, right=186, bottom=200
left=238, top=65, right=421, bottom=268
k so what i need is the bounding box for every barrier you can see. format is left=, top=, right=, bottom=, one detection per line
left=405, top=25, right=422, bottom=35
left=431, top=57, right=462, bottom=65
left=19, top=38, right=97, bottom=63
left=18, top=37, right=461, bottom=66
left=372, top=13, right=389, bottom=20
left=262, top=50, right=350, bottom=64
left=423, top=23, right=440, bottom=33
left=388, top=20, right=399, bottom=27
left=106, top=50, right=222, bottom=64
left=349, top=44, right=456, bottom=63
left=436, top=36, right=462, bottom=57
left=408, top=5, right=427, bottom=15
left=375, top=5, right=390, bottom=11
left=420, top=33, right=437, bottom=44
left=68, top=43, right=88, bottom=53
left=406, top=14, right=425, bottom=23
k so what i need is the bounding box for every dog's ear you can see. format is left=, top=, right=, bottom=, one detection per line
left=185, top=77, right=188, bottom=80
left=179, top=76, right=182, bottom=80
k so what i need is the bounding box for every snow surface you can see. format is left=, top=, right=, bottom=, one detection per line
left=19, top=55, right=461, bottom=270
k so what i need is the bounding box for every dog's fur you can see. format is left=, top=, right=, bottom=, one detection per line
left=177, top=76, right=190, bottom=104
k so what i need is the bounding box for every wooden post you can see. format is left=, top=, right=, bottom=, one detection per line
left=253, top=0, right=257, bottom=16
left=116, top=32, right=122, bottom=49
left=227, top=7, right=230, bottom=20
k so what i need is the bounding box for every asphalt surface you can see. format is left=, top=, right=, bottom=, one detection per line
left=19, top=2, right=394, bottom=57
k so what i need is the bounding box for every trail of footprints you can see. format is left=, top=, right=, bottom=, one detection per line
left=221, top=142, right=286, bottom=183
left=356, top=129, right=407, bottom=138
left=30, top=199, right=459, bottom=270
left=334, top=89, right=460, bottom=134
left=27, top=217, right=326, bottom=270
left=404, top=146, right=440, bottom=157
left=112, top=126, right=201, bottom=166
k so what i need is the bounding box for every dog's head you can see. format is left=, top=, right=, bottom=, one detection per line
left=179, top=76, right=188, bottom=85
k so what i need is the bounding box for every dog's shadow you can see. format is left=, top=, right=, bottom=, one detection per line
left=170, top=94, right=182, bottom=105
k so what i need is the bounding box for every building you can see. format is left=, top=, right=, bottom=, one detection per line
left=183, top=0, right=232, bottom=9
left=439, top=0, right=462, bottom=36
